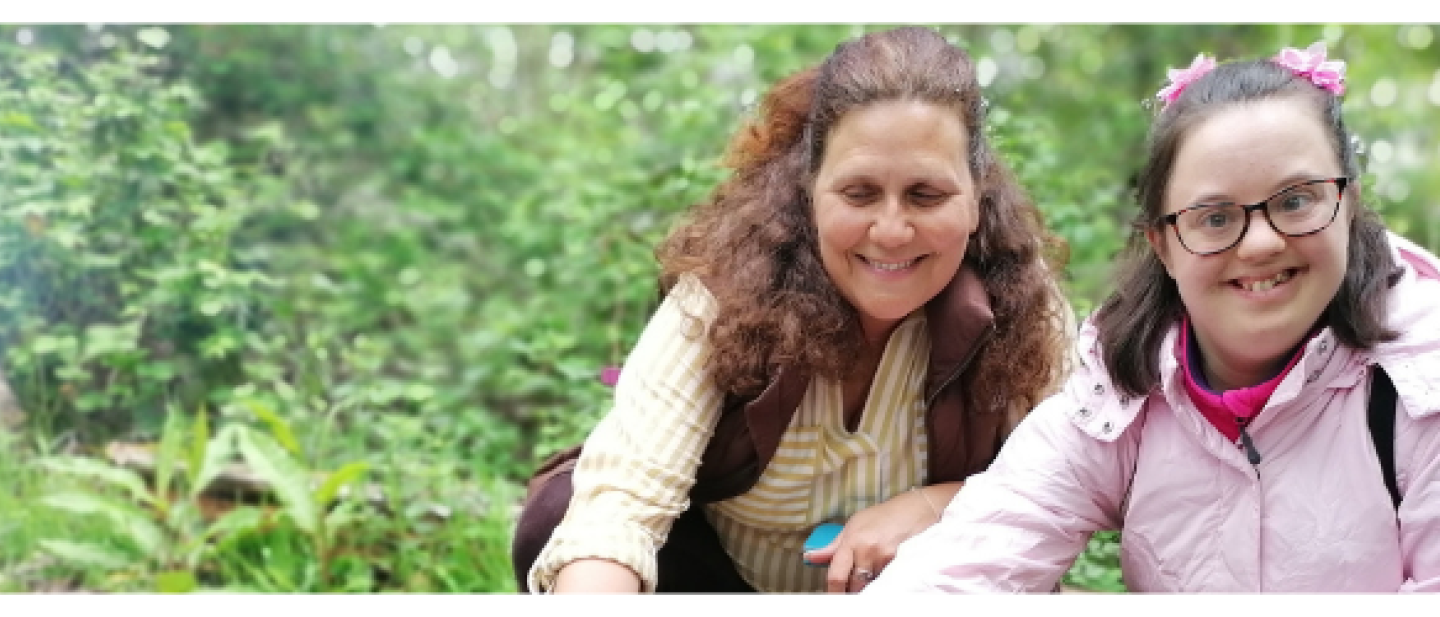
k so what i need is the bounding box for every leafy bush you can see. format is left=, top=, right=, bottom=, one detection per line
left=0, top=37, right=270, bottom=440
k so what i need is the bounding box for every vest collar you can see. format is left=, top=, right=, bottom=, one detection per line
left=739, top=263, right=996, bottom=487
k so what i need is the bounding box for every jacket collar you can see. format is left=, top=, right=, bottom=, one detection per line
left=923, top=263, right=996, bottom=402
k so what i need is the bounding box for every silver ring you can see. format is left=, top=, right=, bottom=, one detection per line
left=853, top=568, right=876, bottom=582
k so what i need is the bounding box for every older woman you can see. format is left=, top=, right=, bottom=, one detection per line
left=512, top=25, right=1076, bottom=594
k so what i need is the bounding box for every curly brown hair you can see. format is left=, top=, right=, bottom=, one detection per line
left=656, top=26, right=1070, bottom=416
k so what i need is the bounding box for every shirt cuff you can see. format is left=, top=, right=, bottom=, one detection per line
left=527, top=522, right=663, bottom=593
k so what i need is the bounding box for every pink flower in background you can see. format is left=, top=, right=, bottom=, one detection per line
left=1273, top=41, right=1346, bottom=96
left=599, top=366, right=621, bottom=387
left=1157, top=53, right=1217, bottom=106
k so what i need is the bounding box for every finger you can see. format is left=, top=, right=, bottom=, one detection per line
left=825, top=545, right=853, bottom=593
left=804, top=538, right=838, bottom=566
left=847, top=544, right=886, bottom=593
left=870, top=545, right=898, bottom=574
left=848, top=563, right=878, bottom=594
left=851, top=572, right=868, bottom=593
left=847, top=550, right=875, bottom=594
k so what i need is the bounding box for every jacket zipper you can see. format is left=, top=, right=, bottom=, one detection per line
left=1237, top=419, right=1262, bottom=466
left=1236, top=416, right=1263, bottom=591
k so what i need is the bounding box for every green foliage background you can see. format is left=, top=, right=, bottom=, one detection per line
left=0, top=23, right=1436, bottom=592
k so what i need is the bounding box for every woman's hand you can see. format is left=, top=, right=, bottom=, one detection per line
left=802, top=482, right=960, bottom=593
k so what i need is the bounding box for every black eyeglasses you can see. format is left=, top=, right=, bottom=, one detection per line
left=1156, top=177, right=1349, bottom=256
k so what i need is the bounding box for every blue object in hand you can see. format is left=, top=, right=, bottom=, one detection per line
left=801, top=522, right=844, bottom=566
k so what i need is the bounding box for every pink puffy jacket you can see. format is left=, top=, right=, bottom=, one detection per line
left=866, top=232, right=1440, bottom=593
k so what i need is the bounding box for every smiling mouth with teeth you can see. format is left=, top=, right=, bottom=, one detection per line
left=863, top=256, right=921, bottom=271
left=1233, top=268, right=1298, bottom=292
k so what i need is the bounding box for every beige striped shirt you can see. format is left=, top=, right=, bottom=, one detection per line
left=528, top=273, right=933, bottom=593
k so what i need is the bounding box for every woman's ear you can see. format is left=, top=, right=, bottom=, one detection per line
left=1145, top=226, right=1176, bottom=279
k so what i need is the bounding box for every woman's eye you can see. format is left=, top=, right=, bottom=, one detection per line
left=1182, top=206, right=1234, bottom=230
left=909, top=190, right=946, bottom=205
left=1278, top=192, right=1317, bottom=211
left=1201, top=211, right=1233, bottom=228
left=842, top=189, right=876, bottom=202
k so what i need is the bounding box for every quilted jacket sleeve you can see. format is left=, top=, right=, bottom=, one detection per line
left=863, top=385, right=1129, bottom=593
left=1397, top=395, right=1440, bottom=591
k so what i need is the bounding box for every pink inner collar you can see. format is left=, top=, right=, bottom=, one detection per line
left=1178, top=315, right=1313, bottom=442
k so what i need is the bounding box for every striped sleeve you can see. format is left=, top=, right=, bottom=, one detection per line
left=527, top=273, right=726, bottom=593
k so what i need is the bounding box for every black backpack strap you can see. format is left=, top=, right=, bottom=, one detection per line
left=1367, top=365, right=1402, bottom=510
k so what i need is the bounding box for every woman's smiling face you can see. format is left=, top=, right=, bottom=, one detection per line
left=811, top=99, right=979, bottom=344
left=1147, top=97, right=1352, bottom=389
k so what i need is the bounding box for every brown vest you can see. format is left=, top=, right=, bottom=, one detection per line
left=525, top=265, right=1007, bottom=508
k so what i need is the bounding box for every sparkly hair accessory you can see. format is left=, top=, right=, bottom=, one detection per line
left=1155, top=53, right=1217, bottom=107
left=1272, top=41, right=1346, bottom=96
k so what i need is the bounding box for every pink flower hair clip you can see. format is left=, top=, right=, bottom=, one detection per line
left=1272, top=41, right=1346, bottom=96
left=1156, top=53, right=1217, bottom=108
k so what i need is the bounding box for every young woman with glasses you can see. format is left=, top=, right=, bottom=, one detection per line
left=863, top=42, right=1440, bottom=593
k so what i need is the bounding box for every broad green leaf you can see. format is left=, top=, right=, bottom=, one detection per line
left=201, top=505, right=265, bottom=543
left=35, top=457, right=153, bottom=506
left=198, top=298, right=225, bottom=317
left=244, top=400, right=301, bottom=456
left=136, top=27, right=171, bottom=49
left=155, top=407, right=188, bottom=498
left=0, top=111, right=36, bottom=129
left=80, top=321, right=141, bottom=361
left=29, top=334, right=77, bottom=357
left=40, top=492, right=164, bottom=559
left=188, top=407, right=210, bottom=488
left=190, top=424, right=240, bottom=500
left=41, top=491, right=131, bottom=519
left=235, top=428, right=316, bottom=534
left=38, top=539, right=132, bottom=571
left=313, top=461, right=369, bottom=507
left=117, top=513, right=166, bottom=561
left=155, top=570, right=198, bottom=593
